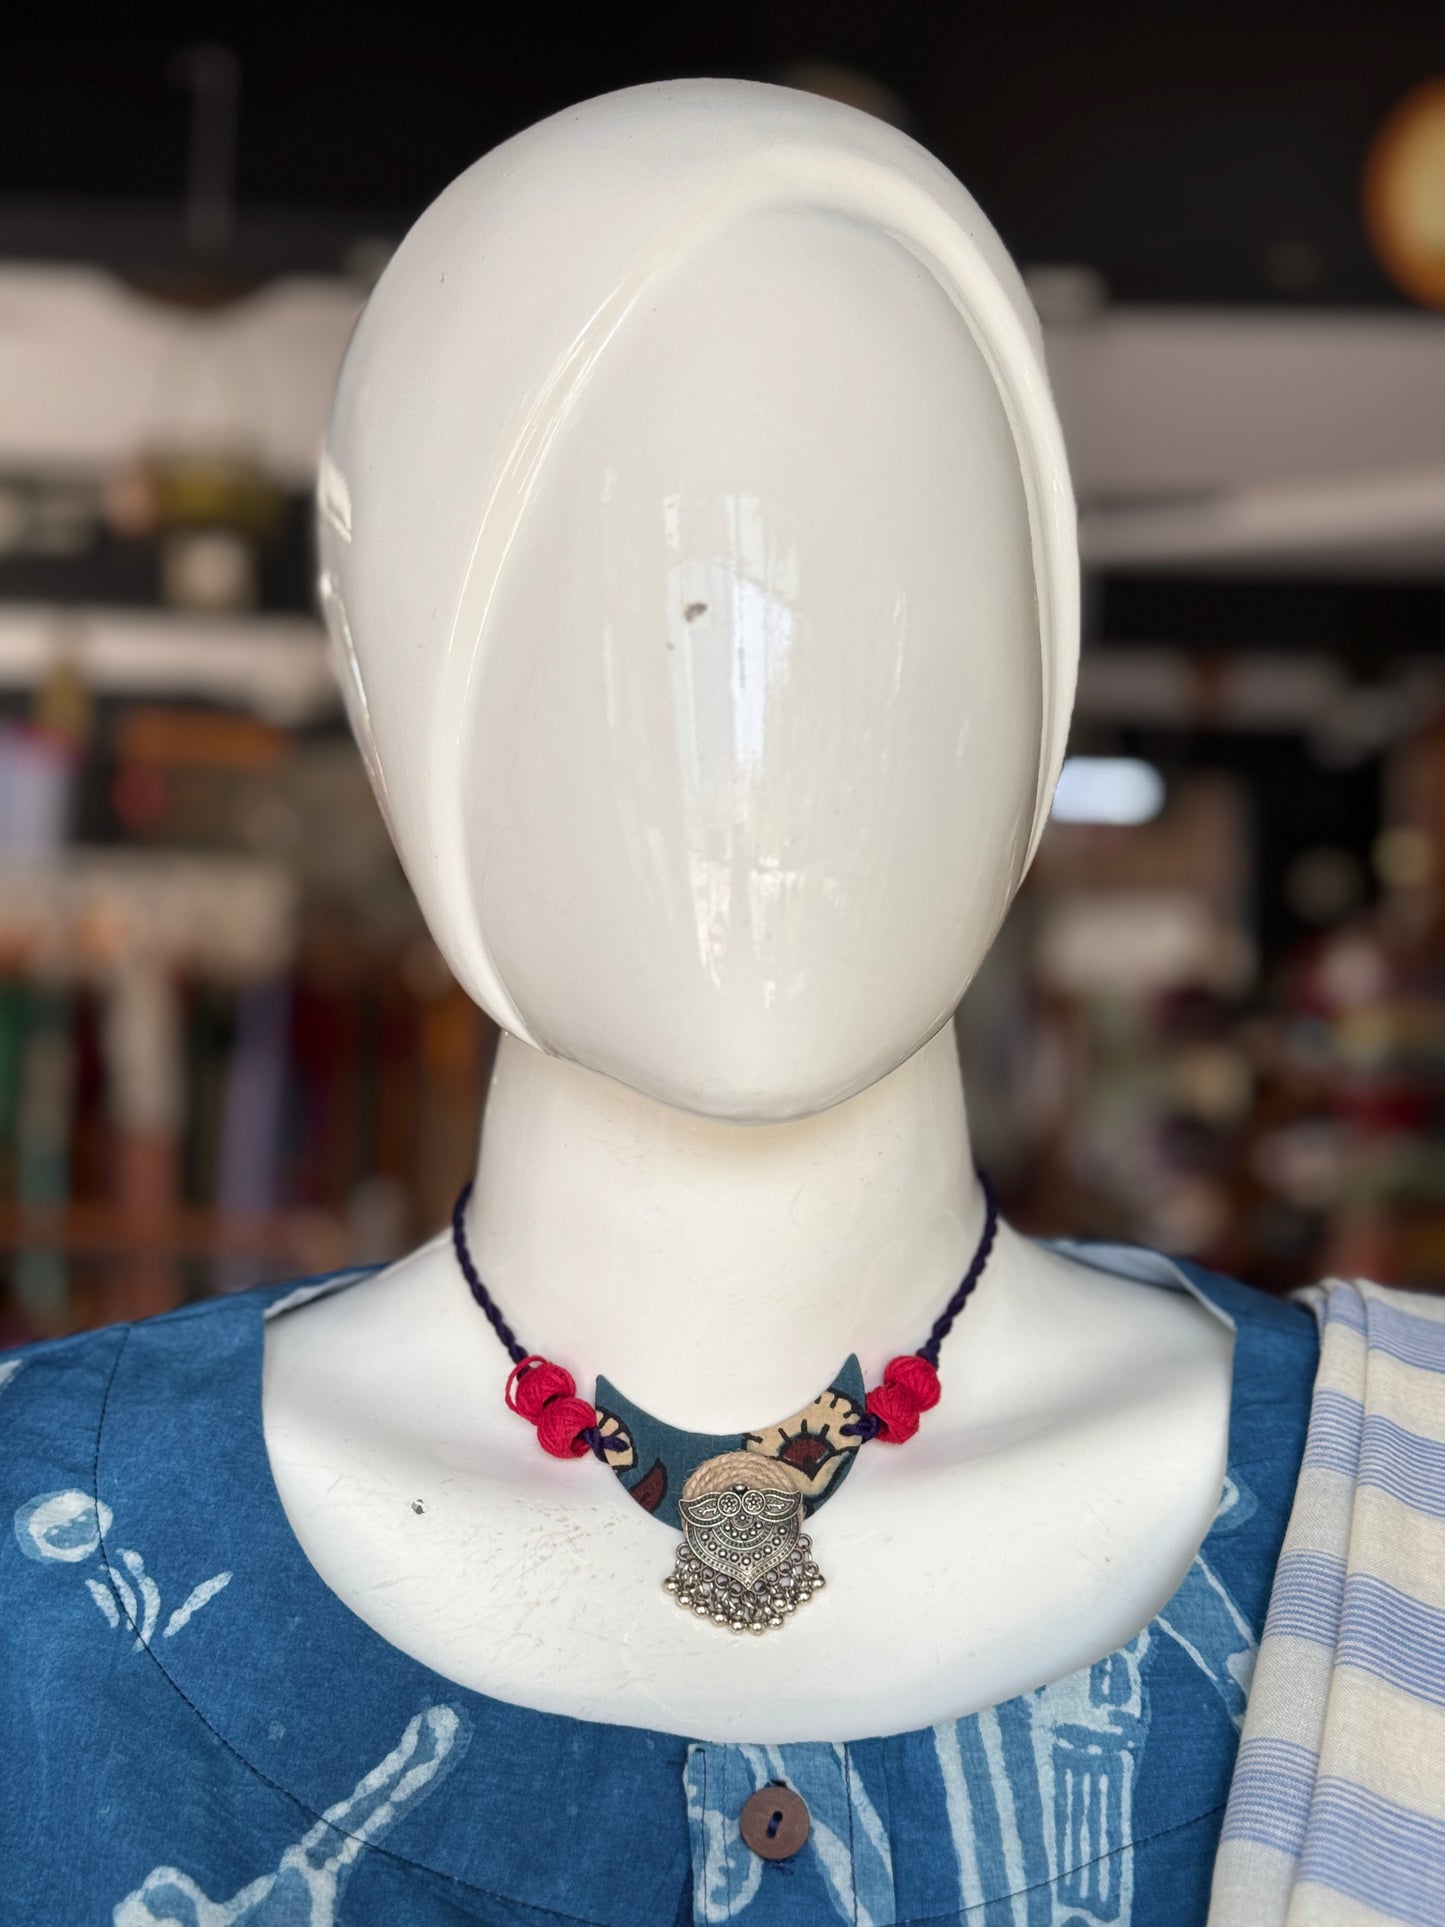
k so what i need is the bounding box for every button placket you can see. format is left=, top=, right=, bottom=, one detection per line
left=684, top=1740, right=877, bottom=1924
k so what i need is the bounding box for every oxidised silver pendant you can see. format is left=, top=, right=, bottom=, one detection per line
left=663, top=1451, right=826, bottom=1634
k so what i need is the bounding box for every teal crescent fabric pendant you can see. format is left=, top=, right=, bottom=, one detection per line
left=451, top=1170, right=999, bottom=1635
left=593, top=1355, right=867, bottom=1532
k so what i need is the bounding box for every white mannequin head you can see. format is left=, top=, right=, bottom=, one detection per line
left=318, top=80, right=1077, bottom=1122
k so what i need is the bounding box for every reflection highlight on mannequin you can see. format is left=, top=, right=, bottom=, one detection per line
left=264, top=79, right=1233, bottom=1742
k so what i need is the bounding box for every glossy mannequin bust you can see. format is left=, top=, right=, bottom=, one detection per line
left=265, top=80, right=1232, bottom=1743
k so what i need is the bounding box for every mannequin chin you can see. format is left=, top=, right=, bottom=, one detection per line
left=265, top=80, right=1235, bottom=1741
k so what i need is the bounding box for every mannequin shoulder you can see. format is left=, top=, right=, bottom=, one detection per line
left=262, top=1242, right=502, bottom=1473
left=263, top=1239, right=464, bottom=1378
left=965, top=1228, right=1237, bottom=1412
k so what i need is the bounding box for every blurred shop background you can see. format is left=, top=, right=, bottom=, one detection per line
left=2, top=7, right=1445, bottom=1343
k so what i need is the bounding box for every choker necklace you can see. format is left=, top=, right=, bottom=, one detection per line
left=450, top=1174, right=998, bottom=1637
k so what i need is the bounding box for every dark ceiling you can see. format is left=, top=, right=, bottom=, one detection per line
left=5, top=3, right=1445, bottom=304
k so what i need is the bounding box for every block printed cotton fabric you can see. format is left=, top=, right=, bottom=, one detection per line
left=0, top=1250, right=1315, bottom=1926
left=1211, top=1278, right=1445, bottom=1927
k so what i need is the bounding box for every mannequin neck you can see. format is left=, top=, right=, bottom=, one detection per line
left=465, top=1026, right=985, bottom=1431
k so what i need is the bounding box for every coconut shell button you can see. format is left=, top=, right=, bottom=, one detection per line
left=739, top=1783, right=811, bottom=1860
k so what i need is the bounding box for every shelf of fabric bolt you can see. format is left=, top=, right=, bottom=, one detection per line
left=0, top=1203, right=349, bottom=1330
left=0, top=606, right=339, bottom=724
left=0, top=1202, right=346, bottom=1263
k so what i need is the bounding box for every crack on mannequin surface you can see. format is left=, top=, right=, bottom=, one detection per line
left=266, top=80, right=1234, bottom=1743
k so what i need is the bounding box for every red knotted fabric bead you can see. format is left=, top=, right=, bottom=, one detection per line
left=506, top=1355, right=576, bottom=1422
left=536, top=1394, right=598, bottom=1459
left=864, top=1380, right=923, bottom=1444
left=883, top=1353, right=941, bottom=1412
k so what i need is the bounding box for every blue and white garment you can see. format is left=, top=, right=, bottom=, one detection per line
left=1212, top=1277, right=1445, bottom=1927
left=0, top=1249, right=1314, bottom=1926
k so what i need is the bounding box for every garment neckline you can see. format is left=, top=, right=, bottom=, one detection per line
left=94, top=1244, right=1287, bottom=1925
left=250, top=1242, right=1250, bottom=1732
left=149, top=1245, right=1255, bottom=1750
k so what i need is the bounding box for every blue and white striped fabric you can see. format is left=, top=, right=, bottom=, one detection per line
left=1211, top=1279, right=1445, bottom=1927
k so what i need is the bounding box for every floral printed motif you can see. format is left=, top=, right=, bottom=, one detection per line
left=13, top=1488, right=230, bottom=1648
left=597, top=1355, right=868, bottom=1530
left=743, top=1386, right=868, bottom=1505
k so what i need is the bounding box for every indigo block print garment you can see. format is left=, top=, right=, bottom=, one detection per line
left=0, top=1249, right=1314, bottom=1925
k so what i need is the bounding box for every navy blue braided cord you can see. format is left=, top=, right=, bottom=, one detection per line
left=451, top=1182, right=618, bottom=1458
left=837, top=1171, right=998, bottom=1439
left=451, top=1170, right=999, bottom=1451
left=919, top=1169, right=998, bottom=1367
left=451, top=1184, right=526, bottom=1366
